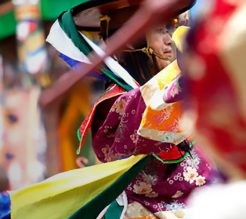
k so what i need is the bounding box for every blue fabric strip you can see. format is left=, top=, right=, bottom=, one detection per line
left=59, top=52, right=80, bottom=68
left=59, top=52, right=110, bottom=82
left=0, top=192, right=10, bottom=219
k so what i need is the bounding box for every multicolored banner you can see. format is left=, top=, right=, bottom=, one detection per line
left=14, top=0, right=48, bottom=74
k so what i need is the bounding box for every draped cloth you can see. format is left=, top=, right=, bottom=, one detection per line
left=9, top=19, right=224, bottom=218
left=9, top=61, right=221, bottom=219
left=10, top=155, right=150, bottom=219
left=78, top=60, right=220, bottom=218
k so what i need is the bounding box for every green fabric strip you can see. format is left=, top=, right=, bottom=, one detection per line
left=77, top=128, right=82, bottom=142
left=105, top=200, right=124, bottom=219
left=58, top=11, right=132, bottom=91
left=69, top=155, right=151, bottom=219
left=101, top=68, right=132, bottom=91
left=58, top=11, right=91, bottom=55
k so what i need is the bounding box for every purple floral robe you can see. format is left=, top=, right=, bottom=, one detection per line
left=90, top=85, right=221, bottom=214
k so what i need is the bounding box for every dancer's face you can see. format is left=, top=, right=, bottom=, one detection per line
left=146, top=25, right=176, bottom=70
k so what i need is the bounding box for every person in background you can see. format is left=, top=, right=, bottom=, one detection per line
left=69, top=1, right=222, bottom=218
left=7, top=1, right=222, bottom=219
left=176, top=0, right=246, bottom=218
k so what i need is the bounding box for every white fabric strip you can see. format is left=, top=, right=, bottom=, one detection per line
left=46, top=21, right=90, bottom=63
left=116, top=191, right=128, bottom=219
left=81, top=33, right=139, bottom=89
left=47, top=20, right=138, bottom=88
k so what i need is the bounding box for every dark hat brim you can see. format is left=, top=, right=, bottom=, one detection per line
left=71, top=0, right=196, bottom=31
left=72, top=0, right=140, bottom=30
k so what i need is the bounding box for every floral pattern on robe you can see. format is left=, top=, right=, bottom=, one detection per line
left=91, top=87, right=221, bottom=214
